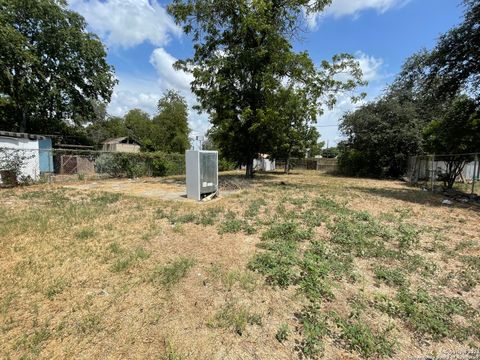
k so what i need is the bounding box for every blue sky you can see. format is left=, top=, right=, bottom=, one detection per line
left=69, top=0, right=463, bottom=146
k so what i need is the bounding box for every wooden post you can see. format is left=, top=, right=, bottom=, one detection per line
left=472, top=154, right=478, bottom=195
left=430, top=154, right=435, bottom=192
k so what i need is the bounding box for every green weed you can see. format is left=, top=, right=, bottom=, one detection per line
left=298, top=305, right=328, bottom=358
left=333, top=314, right=396, bottom=358
left=373, top=265, right=408, bottom=288
left=151, top=257, right=196, bottom=289
left=75, top=227, right=96, bottom=240
left=276, top=323, right=290, bottom=343
left=45, top=277, right=69, bottom=300
left=208, top=301, right=261, bottom=335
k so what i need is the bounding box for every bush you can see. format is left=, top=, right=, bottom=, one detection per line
left=95, top=152, right=185, bottom=178
left=218, top=158, right=236, bottom=171
left=0, top=148, right=34, bottom=186
left=337, top=148, right=377, bottom=177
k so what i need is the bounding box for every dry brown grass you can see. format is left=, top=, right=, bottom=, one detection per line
left=0, top=170, right=479, bottom=359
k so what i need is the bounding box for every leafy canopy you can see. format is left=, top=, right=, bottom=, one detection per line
left=168, top=0, right=364, bottom=176
left=0, top=0, right=116, bottom=133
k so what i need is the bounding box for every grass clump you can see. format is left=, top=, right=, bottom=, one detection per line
left=111, top=247, right=150, bottom=273
left=276, top=323, right=290, bottom=343
left=298, top=305, right=328, bottom=358
left=14, top=326, right=51, bottom=357
left=299, top=241, right=354, bottom=302
left=45, top=277, right=69, bottom=300
left=373, top=265, right=409, bottom=288
left=376, top=288, right=475, bottom=341
left=75, top=227, right=96, bottom=240
left=195, top=206, right=223, bottom=226
left=207, top=265, right=257, bottom=292
left=333, top=313, right=396, bottom=358
left=249, top=237, right=298, bottom=288
left=209, top=301, right=262, bottom=335
left=91, top=192, right=122, bottom=205
left=244, top=198, right=266, bottom=218
left=218, top=218, right=244, bottom=234
left=151, top=257, right=196, bottom=289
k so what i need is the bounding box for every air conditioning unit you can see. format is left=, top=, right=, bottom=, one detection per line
left=185, top=150, right=218, bottom=201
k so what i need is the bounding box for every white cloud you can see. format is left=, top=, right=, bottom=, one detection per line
left=307, top=0, right=410, bottom=29
left=108, top=48, right=209, bottom=136
left=69, top=0, right=181, bottom=48
left=149, top=48, right=194, bottom=94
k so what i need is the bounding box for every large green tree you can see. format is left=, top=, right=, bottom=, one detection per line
left=426, top=0, right=480, bottom=102
left=423, top=96, right=480, bottom=189
left=124, top=109, right=153, bottom=145
left=0, top=0, right=116, bottom=133
left=339, top=98, right=424, bottom=178
left=152, top=90, right=190, bottom=154
left=168, top=0, right=363, bottom=177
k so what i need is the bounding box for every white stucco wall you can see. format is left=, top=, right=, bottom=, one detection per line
left=0, top=137, right=40, bottom=181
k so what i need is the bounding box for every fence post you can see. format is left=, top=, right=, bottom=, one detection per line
left=472, top=154, right=478, bottom=195
left=430, top=154, right=435, bottom=192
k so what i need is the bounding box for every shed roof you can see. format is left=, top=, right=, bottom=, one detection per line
left=102, top=137, right=141, bottom=145
left=0, top=131, right=47, bottom=140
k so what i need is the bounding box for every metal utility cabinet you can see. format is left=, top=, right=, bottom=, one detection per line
left=185, top=150, right=218, bottom=201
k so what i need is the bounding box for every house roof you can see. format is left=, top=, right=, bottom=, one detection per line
left=0, top=131, right=48, bottom=140
left=102, top=137, right=141, bottom=145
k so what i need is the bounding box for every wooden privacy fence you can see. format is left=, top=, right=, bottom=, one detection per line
left=276, top=158, right=338, bottom=173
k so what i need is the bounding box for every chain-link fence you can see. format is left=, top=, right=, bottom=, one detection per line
left=405, top=153, right=479, bottom=194
left=0, top=147, right=185, bottom=186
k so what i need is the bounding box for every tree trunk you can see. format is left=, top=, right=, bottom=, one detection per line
left=20, top=109, right=27, bottom=133
left=245, top=159, right=254, bottom=178
left=285, top=157, right=290, bottom=174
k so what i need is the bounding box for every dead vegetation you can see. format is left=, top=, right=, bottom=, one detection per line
left=0, top=170, right=479, bottom=359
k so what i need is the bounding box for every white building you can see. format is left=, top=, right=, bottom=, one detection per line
left=0, top=131, right=52, bottom=183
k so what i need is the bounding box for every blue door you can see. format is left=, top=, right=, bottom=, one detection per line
left=39, top=138, right=53, bottom=173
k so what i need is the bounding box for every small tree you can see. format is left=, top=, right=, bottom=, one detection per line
left=269, top=87, right=322, bottom=174
left=0, top=148, right=34, bottom=186
left=423, top=96, right=480, bottom=189
left=152, top=90, right=190, bottom=154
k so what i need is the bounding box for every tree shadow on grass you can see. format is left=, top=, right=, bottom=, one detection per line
left=350, top=185, right=479, bottom=211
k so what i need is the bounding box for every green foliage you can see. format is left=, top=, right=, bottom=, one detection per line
left=298, top=305, right=328, bottom=358
left=152, top=90, right=190, bottom=154
left=423, top=96, right=480, bottom=189
left=333, top=314, right=396, bottom=358
left=0, top=148, right=35, bottom=185
left=321, top=147, right=339, bottom=158
left=337, top=1, right=480, bottom=179
left=276, top=324, right=290, bottom=343
left=426, top=0, right=480, bottom=102
left=209, top=301, right=262, bottom=335
left=299, top=241, right=354, bottom=302
left=376, top=288, right=475, bottom=340
left=0, top=0, right=116, bottom=133
left=338, top=98, right=424, bottom=178
left=95, top=152, right=185, bottom=178
left=111, top=247, right=150, bottom=273
left=373, top=265, right=408, bottom=287
left=150, top=257, right=196, bottom=289
left=269, top=87, right=323, bottom=172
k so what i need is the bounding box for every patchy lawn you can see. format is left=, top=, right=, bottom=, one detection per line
left=0, top=171, right=479, bottom=359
